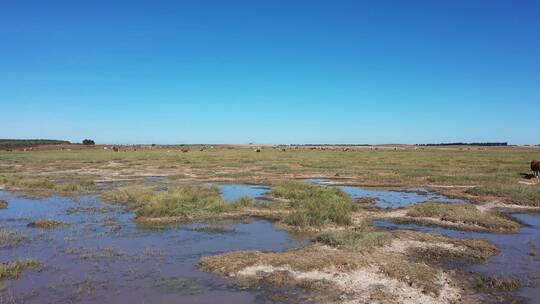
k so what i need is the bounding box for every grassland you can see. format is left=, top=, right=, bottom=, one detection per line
left=101, top=181, right=359, bottom=229
left=271, top=181, right=356, bottom=227
left=0, top=146, right=537, bottom=187
left=0, top=145, right=538, bottom=204
left=1, top=145, right=539, bottom=303
left=102, top=184, right=255, bottom=221
left=402, top=201, right=521, bottom=232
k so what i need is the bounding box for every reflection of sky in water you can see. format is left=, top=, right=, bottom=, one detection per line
left=374, top=213, right=540, bottom=303
left=218, top=184, right=271, bottom=201
left=304, top=178, right=463, bottom=208
left=0, top=191, right=304, bottom=304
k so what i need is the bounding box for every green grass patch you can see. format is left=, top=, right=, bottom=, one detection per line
left=272, top=181, right=356, bottom=227
left=0, top=175, right=55, bottom=189
left=466, top=184, right=540, bottom=206
left=102, top=184, right=254, bottom=219
left=407, top=202, right=520, bottom=232
left=101, top=186, right=157, bottom=209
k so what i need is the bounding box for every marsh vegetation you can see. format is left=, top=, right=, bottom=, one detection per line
left=0, top=260, right=39, bottom=281
left=404, top=201, right=521, bottom=232
left=1, top=146, right=539, bottom=303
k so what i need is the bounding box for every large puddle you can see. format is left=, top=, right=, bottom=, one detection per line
left=374, top=214, right=540, bottom=303
left=0, top=191, right=306, bottom=303
left=305, top=178, right=462, bottom=208
left=218, top=184, right=271, bottom=201
left=2, top=181, right=539, bottom=303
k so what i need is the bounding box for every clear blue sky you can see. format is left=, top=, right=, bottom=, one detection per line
left=1, top=0, right=539, bottom=144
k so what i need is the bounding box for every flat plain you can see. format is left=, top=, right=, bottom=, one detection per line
left=1, top=145, right=539, bottom=303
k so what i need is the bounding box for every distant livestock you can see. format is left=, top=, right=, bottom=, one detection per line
left=531, top=160, right=540, bottom=178
left=181, top=149, right=189, bottom=153
left=112, top=147, right=119, bottom=152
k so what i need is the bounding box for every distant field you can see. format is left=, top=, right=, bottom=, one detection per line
left=0, top=145, right=539, bottom=204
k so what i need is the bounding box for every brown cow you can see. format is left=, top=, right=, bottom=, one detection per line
left=531, top=160, right=540, bottom=178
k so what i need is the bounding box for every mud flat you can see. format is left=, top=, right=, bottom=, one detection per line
left=374, top=212, right=540, bottom=303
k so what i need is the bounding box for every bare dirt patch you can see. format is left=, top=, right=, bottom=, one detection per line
left=200, top=235, right=477, bottom=304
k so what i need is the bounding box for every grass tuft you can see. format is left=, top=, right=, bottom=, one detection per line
left=313, top=228, right=392, bottom=252
left=272, top=181, right=356, bottom=227
left=380, top=259, right=440, bottom=296
left=406, top=201, right=520, bottom=232
left=474, top=274, right=521, bottom=291
left=103, top=184, right=254, bottom=219
left=27, top=219, right=63, bottom=229
left=101, top=186, right=155, bottom=209
left=0, top=259, right=40, bottom=281
left=0, top=230, right=27, bottom=248
left=466, top=184, right=540, bottom=206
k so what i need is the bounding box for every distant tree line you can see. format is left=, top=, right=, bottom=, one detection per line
left=0, top=139, right=70, bottom=148
left=416, top=142, right=508, bottom=147
left=82, top=139, right=95, bottom=145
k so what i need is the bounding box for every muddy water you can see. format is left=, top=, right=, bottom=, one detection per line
left=0, top=191, right=306, bottom=304
left=305, top=178, right=462, bottom=208
left=374, top=214, right=540, bottom=303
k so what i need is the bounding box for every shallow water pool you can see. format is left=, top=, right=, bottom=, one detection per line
left=305, top=178, right=462, bottom=208
left=373, top=213, right=540, bottom=303
left=0, top=191, right=306, bottom=303
left=218, top=184, right=271, bottom=201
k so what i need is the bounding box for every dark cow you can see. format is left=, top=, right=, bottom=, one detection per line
left=112, top=147, right=119, bottom=152
left=531, top=160, right=540, bottom=178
